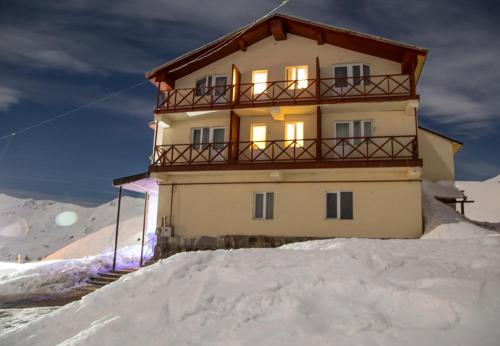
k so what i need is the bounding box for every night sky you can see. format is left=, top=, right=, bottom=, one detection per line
left=1, top=0, right=499, bottom=205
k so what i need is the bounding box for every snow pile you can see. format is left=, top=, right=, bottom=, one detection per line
left=420, top=179, right=494, bottom=238
left=0, top=247, right=140, bottom=299
left=2, top=227, right=500, bottom=345
left=456, top=174, right=500, bottom=223
left=0, top=194, right=144, bottom=261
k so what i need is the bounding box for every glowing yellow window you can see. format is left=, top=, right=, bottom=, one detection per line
left=252, top=70, right=268, bottom=94
left=286, top=66, right=308, bottom=89
left=251, top=125, right=267, bottom=149
left=286, top=122, right=304, bottom=147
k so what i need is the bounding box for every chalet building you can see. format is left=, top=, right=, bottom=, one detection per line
left=113, top=14, right=462, bottom=251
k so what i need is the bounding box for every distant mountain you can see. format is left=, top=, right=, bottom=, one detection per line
left=0, top=194, right=144, bottom=261
left=485, top=174, right=500, bottom=184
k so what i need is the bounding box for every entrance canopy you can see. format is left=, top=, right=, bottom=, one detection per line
left=113, top=172, right=159, bottom=194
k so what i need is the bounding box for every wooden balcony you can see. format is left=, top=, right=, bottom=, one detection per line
left=150, top=136, right=421, bottom=172
left=155, top=74, right=415, bottom=113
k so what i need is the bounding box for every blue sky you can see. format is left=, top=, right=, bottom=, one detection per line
left=0, top=0, right=499, bottom=205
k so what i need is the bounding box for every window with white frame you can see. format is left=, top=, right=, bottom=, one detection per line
left=326, top=192, right=353, bottom=220
left=286, top=65, right=308, bottom=89
left=252, top=70, right=268, bottom=94
left=285, top=122, right=304, bottom=147
left=195, top=75, right=227, bottom=97
left=254, top=192, right=274, bottom=220
left=335, top=120, right=372, bottom=145
left=251, top=124, right=267, bottom=149
left=333, top=64, right=371, bottom=88
left=191, top=127, right=225, bottom=150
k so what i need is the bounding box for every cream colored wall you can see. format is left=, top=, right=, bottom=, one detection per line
left=153, top=167, right=422, bottom=239
left=159, top=113, right=230, bottom=145
left=239, top=113, right=316, bottom=142
left=156, top=180, right=421, bottom=239
left=175, top=34, right=401, bottom=89
left=322, top=109, right=415, bottom=138
left=418, top=129, right=455, bottom=181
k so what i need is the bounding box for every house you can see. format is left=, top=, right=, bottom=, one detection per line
left=113, top=14, right=462, bottom=260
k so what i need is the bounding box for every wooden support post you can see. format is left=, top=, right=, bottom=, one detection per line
left=112, top=186, right=122, bottom=271
left=229, top=111, right=240, bottom=162
left=139, top=192, right=149, bottom=267
left=315, top=57, right=321, bottom=103
left=316, top=105, right=322, bottom=160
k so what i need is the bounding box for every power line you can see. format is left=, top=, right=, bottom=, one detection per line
left=169, top=0, right=291, bottom=73
left=0, top=80, right=149, bottom=141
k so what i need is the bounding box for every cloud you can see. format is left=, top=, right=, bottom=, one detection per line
left=0, top=86, right=21, bottom=111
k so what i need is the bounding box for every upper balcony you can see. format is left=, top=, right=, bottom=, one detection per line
left=155, top=74, right=416, bottom=114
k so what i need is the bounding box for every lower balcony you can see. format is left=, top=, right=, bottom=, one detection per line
left=150, top=136, right=421, bottom=172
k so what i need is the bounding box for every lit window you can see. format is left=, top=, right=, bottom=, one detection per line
left=251, top=125, right=267, bottom=149
left=326, top=192, right=353, bottom=220
left=252, top=70, right=268, bottom=94
left=285, top=122, right=304, bottom=147
left=254, top=192, right=274, bottom=220
left=286, top=66, right=308, bottom=89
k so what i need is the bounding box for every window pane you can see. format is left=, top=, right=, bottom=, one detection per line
left=265, top=192, right=274, bottom=219
left=326, top=193, right=338, bottom=219
left=201, top=127, right=210, bottom=149
left=195, top=78, right=206, bottom=97
left=334, top=66, right=348, bottom=88
left=363, top=65, right=371, bottom=85
left=286, top=67, right=296, bottom=89
left=252, top=71, right=268, bottom=94
left=192, top=128, right=201, bottom=149
left=212, top=128, right=225, bottom=150
left=206, top=76, right=212, bottom=95
left=353, top=121, right=362, bottom=145
left=297, top=67, right=308, bottom=89
left=336, top=123, right=350, bottom=137
left=252, top=125, right=266, bottom=149
left=363, top=121, right=372, bottom=137
left=352, top=65, right=361, bottom=86
left=254, top=193, right=264, bottom=219
left=340, top=192, right=353, bottom=219
left=296, top=122, right=304, bottom=147
left=286, top=123, right=296, bottom=145
left=214, top=76, right=227, bottom=97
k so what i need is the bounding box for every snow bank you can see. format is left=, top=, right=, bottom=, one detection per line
left=0, top=247, right=140, bottom=298
left=2, top=231, right=500, bottom=345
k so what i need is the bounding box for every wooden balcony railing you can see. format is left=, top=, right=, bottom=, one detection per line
left=156, top=74, right=414, bottom=112
left=151, top=136, right=418, bottom=169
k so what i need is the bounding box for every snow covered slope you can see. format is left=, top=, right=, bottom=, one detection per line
left=2, top=224, right=500, bottom=345
left=456, top=174, right=500, bottom=222
left=0, top=194, right=144, bottom=261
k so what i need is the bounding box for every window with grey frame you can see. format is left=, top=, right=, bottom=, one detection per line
left=326, top=192, right=353, bottom=220
left=254, top=192, right=274, bottom=220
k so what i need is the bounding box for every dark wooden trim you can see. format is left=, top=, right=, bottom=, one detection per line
left=155, top=94, right=420, bottom=114
left=113, top=172, right=150, bottom=187
left=229, top=111, right=240, bottom=161
left=237, top=38, right=246, bottom=51
left=150, top=159, right=422, bottom=173
left=270, top=18, right=287, bottom=41
left=146, top=14, right=427, bottom=81
left=316, top=106, right=322, bottom=159
left=418, top=126, right=463, bottom=145
left=159, top=179, right=422, bottom=186
left=316, top=31, right=324, bottom=45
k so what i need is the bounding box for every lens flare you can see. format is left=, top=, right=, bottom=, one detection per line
left=55, top=211, right=79, bottom=227
left=0, top=219, right=29, bottom=238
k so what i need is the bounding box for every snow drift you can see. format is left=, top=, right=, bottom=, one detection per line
left=2, top=222, right=500, bottom=345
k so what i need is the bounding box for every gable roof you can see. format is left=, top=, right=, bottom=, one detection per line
left=419, top=126, right=463, bottom=154
left=146, top=13, right=428, bottom=86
